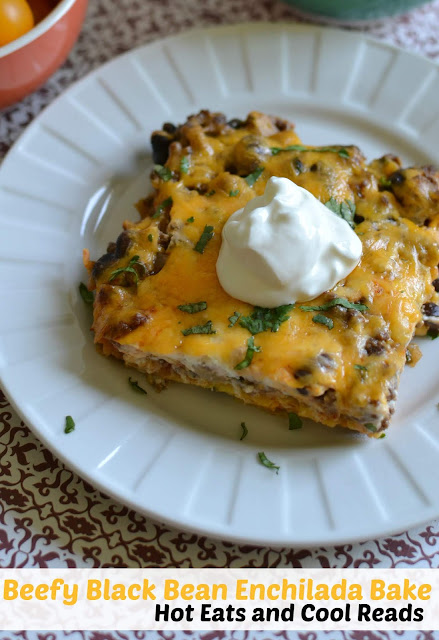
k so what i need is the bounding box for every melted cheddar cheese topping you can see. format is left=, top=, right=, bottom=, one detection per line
left=87, top=111, right=439, bottom=435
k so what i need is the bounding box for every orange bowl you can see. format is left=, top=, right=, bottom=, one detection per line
left=0, top=0, right=88, bottom=109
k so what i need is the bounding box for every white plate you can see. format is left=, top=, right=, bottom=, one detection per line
left=1, top=23, right=439, bottom=547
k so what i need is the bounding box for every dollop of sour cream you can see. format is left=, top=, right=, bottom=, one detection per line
left=216, top=176, right=362, bottom=307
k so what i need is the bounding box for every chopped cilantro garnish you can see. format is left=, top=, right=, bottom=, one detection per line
left=64, top=415, right=75, bottom=434
left=300, top=297, right=368, bottom=313
left=240, top=422, right=248, bottom=440
left=288, top=413, right=303, bottom=430
left=325, top=198, right=356, bottom=228
left=379, top=177, right=393, bottom=189
left=128, top=377, right=147, bottom=394
left=148, top=233, right=153, bottom=242
left=239, top=304, right=294, bottom=335
left=108, top=255, right=143, bottom=285
left=182, top=321, right=216, bottom=336
left=154, top=164, right=172, bottom=181
left=228, top=311, right=241, bottom=327
left=427, top=328, right=439, bottom=340
left=178, top=301, right=207, bottom=314
left=186, top=216, right=195, bottom=223
left=180, top=156, right=190, bottom=174
left=379, top=433, right=386, bottom=439
left=312, top=314, right=334, bottom=329
left=235, top=336, right=261, bottom=370
left=79, top=282, right=94, bottom=305
left=258, top=451, right=280, bottom=474
left=271, top=144, right=349, bottom=159
left=365, top=423, right=377, bottom=433
left=354, top=364, right=368, bottom=380
left=194, top=225, right=214, bottom=254
left=152, top=196, right=173, bottom=219
left=206, top=190, right=216, bottom=197
left=229, top=189, right=240, bottom=197
left=245, top=167, right=264, bottom=187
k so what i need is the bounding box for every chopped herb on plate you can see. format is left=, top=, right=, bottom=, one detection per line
left=235, top=336, right=261, bottom=370
left=79, top=282, right=94, bottom=304
left=354, top=364, right=368, bottom=380
left=312, top=314, right=334, bottom=329
left=239, top=304, right=294, bottom=335
left=379, top=177, right=393, bottom=189
left=152, top=196, right=173, bottom=219
left=229, top=189, right=240, bottom=197
left=178, top=301, right=207, bottom=313
left=258, top=451, right=280, bottom=473
left=128, top=377, right=147, bottom=394
left=194, top=225, right=214, bottom=254
left=64, top=415, right=75, bottom=434
left=288, top=413, right=303, bottom=430
left=180, top=156, right=190, bottom=174
left=228, top=311, right=241, bottom=327
left=300, top=297, right=368, bottom=313
left=240, top=422, right=248, bottom=440
left=324, top=197, right=356, bottom=228
left=154, top=164, right=172, bottom=181
left=182, top=321, right=216, bottom=336
left=271, top=144, right=349, bottom=159
left=245, top=167, right=264, bottom=187
left=108, top=255, right=144, bottom=285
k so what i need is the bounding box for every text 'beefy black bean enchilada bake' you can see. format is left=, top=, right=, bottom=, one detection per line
left=83, top=111, right=439, bottom=438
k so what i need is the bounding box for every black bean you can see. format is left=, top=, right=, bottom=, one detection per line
left=232, top=135, right=270, bottom=174
left=228, top=118, right=245, bottom=129
left=422, top=302, right=439, bottom=317
left=390, top=170, right=405, bottom=185
left=432, top=278, right=439, bottom=292
left=163, top=122, right=176, bottom=134
left=115, top=231, right=132, bottom=259
left=293, top=157, right=304, bottom=174
left=128, top=312, right=149, bottom=330
left=297, top=387, right=309, bottom=396
left=274, top=118, right=289, bottom=131
left=151, top=133, right=171, bottom=164
left=96, top=286, right=112, bottom=305
left=92, top=251, right=119, bottom=279
left=151, top=252, right=167, bottom=275
left=110, top=313, right=148, bottom=339
left=294, top=368, right=311, bottom=379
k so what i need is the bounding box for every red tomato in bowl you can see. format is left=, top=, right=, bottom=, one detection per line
left=0, top=0, right=35, bottom=47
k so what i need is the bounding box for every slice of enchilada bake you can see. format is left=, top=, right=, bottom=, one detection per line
left=84, top=111, right=439, bottom=437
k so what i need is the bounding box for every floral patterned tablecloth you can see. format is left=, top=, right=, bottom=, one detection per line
left=1, top=0, right=439, bottom=637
